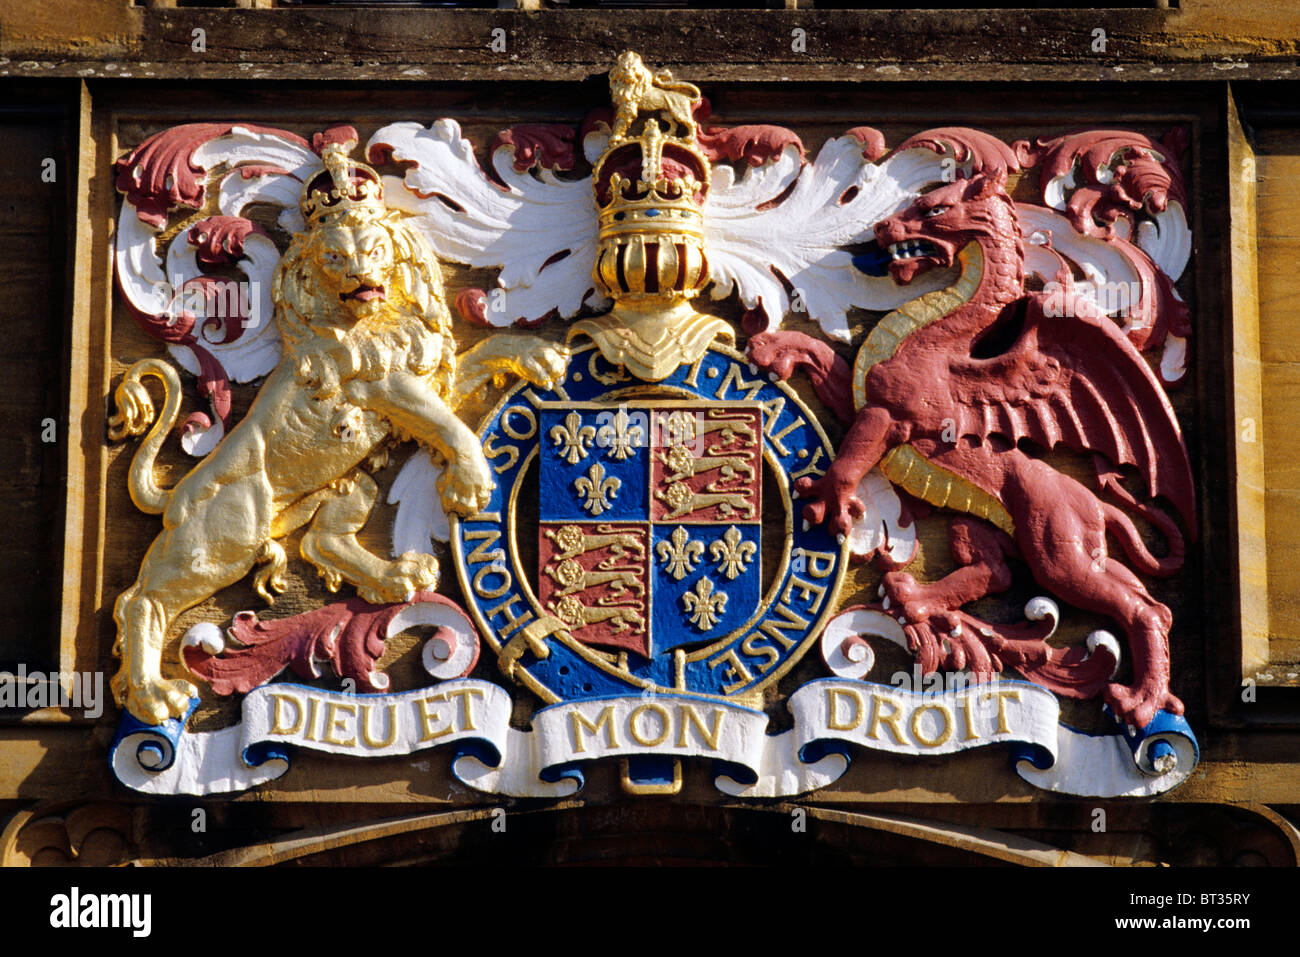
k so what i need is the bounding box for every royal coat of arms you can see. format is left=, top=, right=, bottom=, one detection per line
left=106, top=52, right=1199, bottom=799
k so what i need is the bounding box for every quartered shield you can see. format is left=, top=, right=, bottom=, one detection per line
left=537, top=400, right=763, bottom=660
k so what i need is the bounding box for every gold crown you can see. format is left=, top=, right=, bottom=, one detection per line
left=301, top=138, right=385, bottom=225
left=592, top=53, right=711, bottom=303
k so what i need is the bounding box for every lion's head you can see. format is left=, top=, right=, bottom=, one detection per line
left=610, top=52, right=652, bottom=104
left=272, top=208, right=456, bottom=398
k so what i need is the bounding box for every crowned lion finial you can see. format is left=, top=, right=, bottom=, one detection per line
left=608, top=51, right=701, bottom=143
left=565, top=53, right=733, bottom=382
left=591, top=53, right=711, bottom=306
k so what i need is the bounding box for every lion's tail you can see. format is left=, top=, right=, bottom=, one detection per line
left=108, top=358, right=183, bottom=515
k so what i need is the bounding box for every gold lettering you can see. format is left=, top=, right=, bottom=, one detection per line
left=472, top=563, right=512, bottom=600
left=486, top=595, right=536, bottom=640
left=739, top=633, right=780, bottom=673
left=360, top=702, right=398, bottom=749
left=269, top=693, right=303, bottom=735
left=985, top=689, right=1021, bottom=735
left=524, top=384, right=566, bottom=405
left=303, top=695, right=320, bottom=742
left=709, top=648, right=755, bottom=695
left=588, top=349, right=629, bottom=385
left=760, top=395, right=787, bottom=437
left=826, top=687, right=864, bottom=732
left=323, top=701, right=357, bottom=748
left=959, top=695, right=979, bottom=741
left=715, top=363, right=766, bottom=401
left=683, top=352, right=705, bottom=388
left=676, top=704, right=725, bottom=750
left=483, top=433, right=519, bottom=474
left=444, top=686, right=485, bottom=731
left=910, top=703, right=953, bottom=748
left=867, top=693, right=907, bottom=745
left=797, top=549, right=837, bottom=579
left=628, top=702, right=671, bottom=747
left=758, top=603, right=809, bottom=651
left=790, top=446, right=827, bottom=481
left=767, top=413, right=806, bottom=458
left=500, top=405, right=537, bottom=441
left=415, top=694, right=454, bottom=742
left=570, top=705, right=619, bottom=753
left=464, top=528, right=505, bottom=565
left=781, top=574, right=827, bottom=612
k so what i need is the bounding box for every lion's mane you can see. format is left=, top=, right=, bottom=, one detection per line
left=271, top=209, right=457, bottom=403
left=610, top=54, right=651, bottom=105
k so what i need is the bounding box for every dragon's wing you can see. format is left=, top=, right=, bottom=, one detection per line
left=705, top=140, right=956, bottom=342
left=368, top=119, right=606, bottom=326
left=1018, top=203, right=1191, bottom=385
left=947, top=303, right=1195, bottom=529
left=876, top=126, right=1193, bottom=386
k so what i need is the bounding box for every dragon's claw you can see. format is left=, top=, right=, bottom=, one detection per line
left=902, top=614, right=1000, bottom=681
left=881, top=571, right=946, bottom=623
left=1105, top=681, right=1185, bottom=732
left=747, top=332, right=805, bottom=382
left=795, top=474, right=863, bottom=538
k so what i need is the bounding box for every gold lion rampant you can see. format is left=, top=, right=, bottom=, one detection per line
left=608, top=51, right=701, bottom=142
left=108, top=137, right=532, bottom=725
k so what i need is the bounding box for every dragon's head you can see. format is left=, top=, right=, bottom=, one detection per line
left=873, top=168, right=1018, bottom=284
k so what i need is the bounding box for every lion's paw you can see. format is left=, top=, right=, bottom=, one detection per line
left=438, top=456, right=494, bottom=518
left=360, top=552, right=440, bottom=605
left=516, top=341, right=571, bottom=390
left=126, top=676, right=198, bottom=726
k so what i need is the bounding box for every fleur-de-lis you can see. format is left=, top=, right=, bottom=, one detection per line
left=574, top=462, right=620, bottom=516
left=655, top=525, right=704, bottom=580
left=709, top=525, right=756, bottom=580
left=550, top=411, right=596, bottom=465
left=596, top=407, right=645, bottom=461
left=682, top=577, right=727, bottom=631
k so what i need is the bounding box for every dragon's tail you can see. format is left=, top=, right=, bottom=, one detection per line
left=1098, top=467, right=1185, bottom=578
left=108, top=358, right=182, bottom=515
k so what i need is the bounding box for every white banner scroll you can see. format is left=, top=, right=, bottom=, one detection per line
left=111, top=679, right=1198, bottom=798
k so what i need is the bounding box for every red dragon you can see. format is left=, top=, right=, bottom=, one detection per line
left=748, top=158, right=1195, bottom=731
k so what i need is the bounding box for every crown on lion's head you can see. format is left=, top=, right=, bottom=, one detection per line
left=271, top=139, right=455, bottom=399
left=300, top=132, right=386, bottom=225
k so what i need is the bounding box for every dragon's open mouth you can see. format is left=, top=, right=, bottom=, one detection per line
left=340, top=284, right=386, bottom=303
left=887, top=239, right=943, bottom=261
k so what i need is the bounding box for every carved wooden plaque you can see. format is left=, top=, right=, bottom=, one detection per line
left=101, top=53, right=1204, bottom=804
